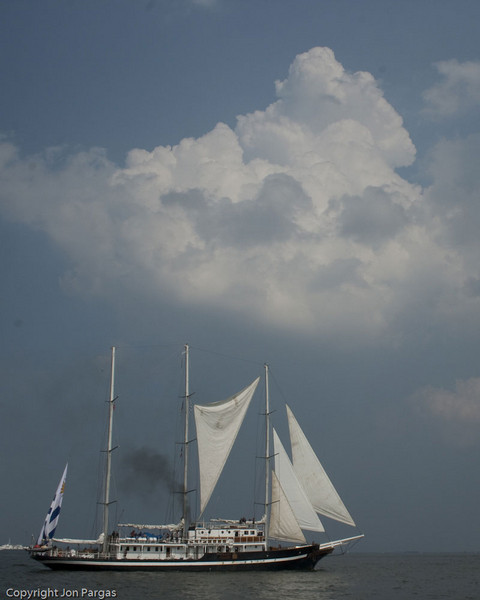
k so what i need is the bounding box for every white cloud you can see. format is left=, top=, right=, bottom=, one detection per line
left=1, top=47, right=478, bottom=343
left=423, top=59, right=480, bottom=117
left=237, top=47, right=415, bottom=172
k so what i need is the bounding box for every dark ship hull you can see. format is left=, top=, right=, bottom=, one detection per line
left=30, top=543, right=333, bottom=571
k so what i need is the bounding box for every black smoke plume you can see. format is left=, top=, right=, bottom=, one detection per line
left=120, top=446, right=177, bottom=495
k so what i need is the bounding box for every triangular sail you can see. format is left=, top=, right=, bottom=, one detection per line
left=269, top=470, right=306, bottom=544
left=287, top=405, right=356, bottom=527
left=37, top=463, right=68, bottom=545
left=273, top=429, right=324, bottom=533
left=194, top=377, right=260, bottom=515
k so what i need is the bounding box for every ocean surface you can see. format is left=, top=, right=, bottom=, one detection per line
left=1, top=551, right=479, bottom=600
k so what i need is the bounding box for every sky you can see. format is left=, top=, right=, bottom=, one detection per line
left=1, top=0, right=480, bottom=555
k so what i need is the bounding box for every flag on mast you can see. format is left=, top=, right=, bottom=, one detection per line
left=37, top=463, right=68, bottom=545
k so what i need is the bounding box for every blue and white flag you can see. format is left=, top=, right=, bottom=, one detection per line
left=37, top=463, right=68, bottom=545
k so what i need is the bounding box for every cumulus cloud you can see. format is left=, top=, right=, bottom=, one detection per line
left=423, top=59, right=480, bottom=117
left=238, top=47, right=415, bottom=169
left=0, top=47, right=477, bottom=342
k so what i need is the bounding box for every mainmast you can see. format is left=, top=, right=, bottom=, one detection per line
left=102, top=346, right=117, bottom=554
left=264, top=362, right=271, bottom=546
left=182, top=343, right=191, bottom=534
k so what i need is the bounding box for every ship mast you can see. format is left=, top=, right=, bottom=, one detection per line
left=102, top=346, right=117, bottom=554
left=182, top=343, right=191, bottom=535
left=264, top=362, right=271, bottom=546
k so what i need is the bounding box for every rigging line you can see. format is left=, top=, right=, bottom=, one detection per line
left=266, top=365, right=290, bottom=407
left=111, top=342, right=182, bottom=351
left=187, top=344, right=265, bottom=367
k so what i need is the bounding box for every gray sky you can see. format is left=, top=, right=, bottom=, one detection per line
left=2, top=0, right=480, bottom=553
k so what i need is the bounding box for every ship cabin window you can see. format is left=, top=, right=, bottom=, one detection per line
left=234, top=531, right=239, bottom=537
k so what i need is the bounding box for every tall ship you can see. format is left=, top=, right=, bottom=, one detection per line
left=29, top=345, right=363, bottom=571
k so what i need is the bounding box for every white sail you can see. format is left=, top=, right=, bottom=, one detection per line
left=194, top=377, right=260, bottom=515
left=273, top=429, right=325, bottom=533
left=269, top=470, right=306, bottom=544
left=287, top=405, right=356, bottom=527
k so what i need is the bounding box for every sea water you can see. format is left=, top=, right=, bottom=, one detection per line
left=1, top=551, right=479, bottom=600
